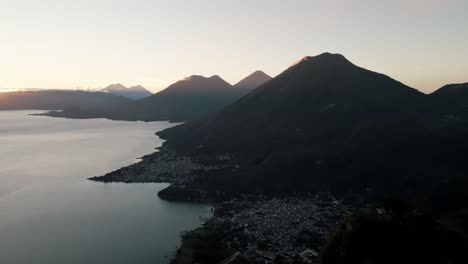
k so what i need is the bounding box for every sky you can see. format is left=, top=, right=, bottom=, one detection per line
left=0, top=0, right=467, bottom=94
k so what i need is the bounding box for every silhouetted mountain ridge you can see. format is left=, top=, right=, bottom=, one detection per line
left=158, top=53, right=467, bottom=207
left=47, top=74, right=251, bottom=121
left=432, top=82, right=468, bottom=95
left=234, top=70, right=272, bottom=91
left=160, top=52, right=425, bottom=153
left=157, top=75, right=234, bottom=96
left=101, top=83, right=152, bottom=100
left=102, top=83, right=127, bottom=91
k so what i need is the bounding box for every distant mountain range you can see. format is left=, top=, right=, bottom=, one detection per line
left=45, top=71, right=271, bottom=121
left=101, top=83, right=153, bottom=100
left=157, top=53, right=468, bottom=213
left=234, top=70, right=272, bottom=91
left=0, top=90, right=130, bottom=111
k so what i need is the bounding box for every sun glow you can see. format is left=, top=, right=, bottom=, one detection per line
left=0, top=88, right=20, bottom=93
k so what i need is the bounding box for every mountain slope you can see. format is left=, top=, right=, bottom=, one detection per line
left=429, top=83, right=468, bottom=122
left=49, top=75, right=247, bottom=121
left=101, top=83, right=153, bottom=100
left=114, top=75, right=239, bottom=121
left=0, top=90, right=131, bottom=111
left=234, top=70, right=272, bottom=91
left=160, top=53, right=424, bottom=153
left=158, top=53, right=439, bottom=196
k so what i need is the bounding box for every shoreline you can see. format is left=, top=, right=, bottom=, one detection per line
left=89, top=145, right=230, bottom=184
left=89, top=145, right=362, bottom=264
left=33, top=111, right=190, bottom=123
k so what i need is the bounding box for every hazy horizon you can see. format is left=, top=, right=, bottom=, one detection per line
left=1, top=0, right=467, bottom=93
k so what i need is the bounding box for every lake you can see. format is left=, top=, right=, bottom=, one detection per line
left=0, top=110, right=212, bottom=264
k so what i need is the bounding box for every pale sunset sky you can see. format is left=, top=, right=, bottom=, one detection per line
left=0, top=0, right=467, bottom=93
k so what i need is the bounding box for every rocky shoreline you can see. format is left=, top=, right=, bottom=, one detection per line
left=90, top=146, right=363, bottom=264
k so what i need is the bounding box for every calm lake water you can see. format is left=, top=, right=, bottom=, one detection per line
left=0, top=111, right=212, bottom=264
